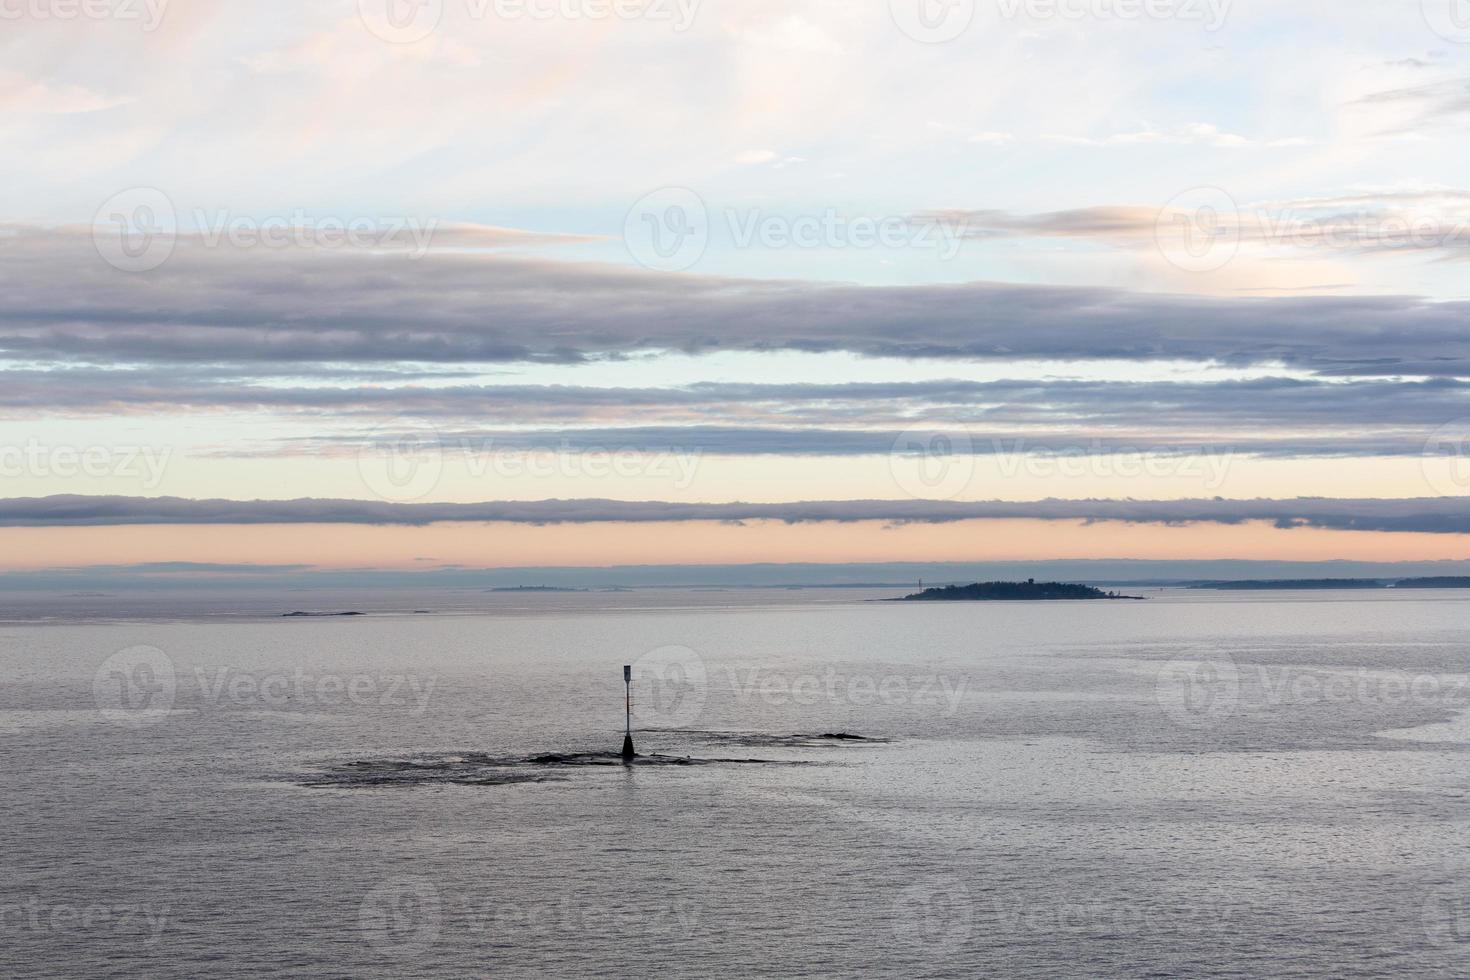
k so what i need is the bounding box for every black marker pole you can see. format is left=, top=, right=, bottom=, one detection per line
left=621, top=665, right=635, bottom=763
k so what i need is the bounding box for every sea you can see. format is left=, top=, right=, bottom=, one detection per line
left=2, top=586, right=1468, bottom=978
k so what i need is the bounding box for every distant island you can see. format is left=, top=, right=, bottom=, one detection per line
left=282, top=611, right=364, bottom=617
left=895, top=580, right=1143, bottom=601
left=1191, top=579, right=1385, bottom=590
left=487, top=586, right=588, bottom=593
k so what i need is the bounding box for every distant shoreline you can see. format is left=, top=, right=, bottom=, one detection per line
left=1191, top=577, right=1470, bottom=590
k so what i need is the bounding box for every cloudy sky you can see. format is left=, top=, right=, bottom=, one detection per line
left=5, top=0, right=1470, bottom=576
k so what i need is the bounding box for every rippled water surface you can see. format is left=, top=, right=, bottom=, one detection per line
left=4, top=588, right=1470, bottom=978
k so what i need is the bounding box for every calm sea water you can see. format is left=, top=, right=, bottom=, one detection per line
left=3, top=588, right=1470, bottom=978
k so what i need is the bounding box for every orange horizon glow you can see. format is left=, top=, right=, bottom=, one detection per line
left=3, top=518, right=1468, bottom=572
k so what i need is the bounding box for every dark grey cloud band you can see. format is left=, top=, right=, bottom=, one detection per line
left=5, top=494, right=1470, bottom=534
left=4, top=227, right=1469, bottom=376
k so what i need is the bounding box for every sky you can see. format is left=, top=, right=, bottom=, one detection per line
left=5, top=0, right=1470, bottom=579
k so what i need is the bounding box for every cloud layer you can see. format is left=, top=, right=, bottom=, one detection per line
left=6, top=494, right=1470, bottom=535
left=10, top=371, right=1470, bottom=460
left=5, top=227, right=1470, bottom=376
